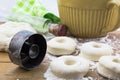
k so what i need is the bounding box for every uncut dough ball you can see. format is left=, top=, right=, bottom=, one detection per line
left=50, top=56, right=89, bottom=79
left=97, top=56, right=120, bottom=79
left=0, top=21, right=36, bottom=52
left=80, top=41, right=113, bottom=61
left=47, top=37, right=77, bottom=56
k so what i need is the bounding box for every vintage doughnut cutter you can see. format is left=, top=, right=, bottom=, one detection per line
left=8, top=30, right=47, bottom=70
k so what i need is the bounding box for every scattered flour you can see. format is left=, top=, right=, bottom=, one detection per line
left=44, top=67, right=93, bottom=80
left=44, top=31, right=120, bottom=80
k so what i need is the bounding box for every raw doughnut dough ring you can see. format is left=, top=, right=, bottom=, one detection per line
left=50, top=56, right=89, bottom=79
left=47, top=37, right=77, bottom=56
left=97, top=56, right=120, bottom=79
left=80, top=41, right=113, bottom=61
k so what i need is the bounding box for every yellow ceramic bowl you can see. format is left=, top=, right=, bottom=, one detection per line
left=58, top=0, right=120, bottom=38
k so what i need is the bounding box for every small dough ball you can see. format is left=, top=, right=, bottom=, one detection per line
left=80, top=41, right=113, bottom=61
left=47, top=37, right=77, bottom=56
left=97, top=56, right=120, bottom=79
left=50, top=56, right=89, bottom=79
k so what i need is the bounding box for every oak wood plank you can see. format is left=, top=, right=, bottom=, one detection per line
left=0, top=53, right=49, bottom=80
left=0, top=52, right=109, bottom=80
left=0, top=52, right=11, bottom=63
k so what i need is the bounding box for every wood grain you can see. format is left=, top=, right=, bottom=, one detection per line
left=0, top=52, right=49, bottom=80
left=0, top=52, right=112, bottom=80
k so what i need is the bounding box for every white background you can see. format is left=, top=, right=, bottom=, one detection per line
left=0, top=0, right=59, bottom=17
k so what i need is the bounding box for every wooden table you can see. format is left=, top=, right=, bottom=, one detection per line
left=0, top=52, right=110, bottom=80
left=0, top=52, right=49, bottom=80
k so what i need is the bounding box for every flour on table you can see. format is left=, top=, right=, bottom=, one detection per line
left=44, top=67, right=93, bottom=80
left=45, top=30, right=120, bottom=80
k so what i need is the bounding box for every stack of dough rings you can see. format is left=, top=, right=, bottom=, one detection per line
left=97, top=56, right=120, bottom=79
left=47, top=37, right=77, bottom=56
left=80, top=41, right=113, bottom=61
left=50, top=56, right=89, bottom=79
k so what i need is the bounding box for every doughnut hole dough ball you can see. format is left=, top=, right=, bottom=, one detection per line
left=47, top=37, right=77, bottom=56
left=50, top=56, right=89, bottom=79
left=80, top=42, right=113, bottom=61
left=97, top=56, right=120, bottom=79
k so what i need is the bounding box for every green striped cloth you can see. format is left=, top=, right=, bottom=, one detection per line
left=13, top=0, right=48, bottom=17
left=9, top=0, right=61, bottom=34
